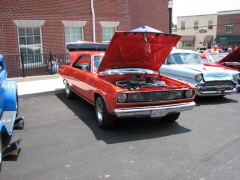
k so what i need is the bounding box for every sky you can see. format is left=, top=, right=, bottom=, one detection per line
left=172, top=0, right=240, bottom=24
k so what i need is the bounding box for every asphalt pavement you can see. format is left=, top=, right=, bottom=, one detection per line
left=3, top=74, right=240, bottom=179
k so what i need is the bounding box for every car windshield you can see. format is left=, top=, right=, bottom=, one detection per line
left=93, top=55, right=103, bottom=72
left=206, top=53, right=228, bottom=63
left=100, top=68, right=158, bottom=75
left=166, top=53, right=203, bottom=65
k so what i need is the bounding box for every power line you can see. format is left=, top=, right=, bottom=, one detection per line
left=176, top=22, right=240, bottom=30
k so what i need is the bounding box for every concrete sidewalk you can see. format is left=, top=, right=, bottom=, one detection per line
left=9, top=74, right=65, bottom=98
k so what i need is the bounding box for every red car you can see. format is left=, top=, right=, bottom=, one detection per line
left=202, top=47, right=240, bottom=71
left=59, top=26, right=196, bottom=129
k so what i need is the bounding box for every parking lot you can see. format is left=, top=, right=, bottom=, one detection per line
left=1, top=92, right=240, bottom=180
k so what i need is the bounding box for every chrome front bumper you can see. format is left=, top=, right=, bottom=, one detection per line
left=114, top=102, right=196, bottom=118
left=196, top=88, right=238, bottom=96
left=196, top=83, right=239, bottom=96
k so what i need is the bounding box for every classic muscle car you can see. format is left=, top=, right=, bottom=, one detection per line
left=160, top=49, right=240, bottom=97
left=59, top=26, right=196, bottom=129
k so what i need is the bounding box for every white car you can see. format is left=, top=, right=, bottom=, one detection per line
left=160, top=49, right=240, bottom=97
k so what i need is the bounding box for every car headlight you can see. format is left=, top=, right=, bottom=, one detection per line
left=117, top=93, right=127, bottom=103
left=185, top=90, right=195, bottom=98
left=234, top=73, right=240, bottom=80
left=195, top=74, right=203, bottom=81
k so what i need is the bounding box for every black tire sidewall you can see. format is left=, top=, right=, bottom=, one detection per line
left=95, top=96, right=114, bottom=129
left=65, top=82, right=74, bottom=99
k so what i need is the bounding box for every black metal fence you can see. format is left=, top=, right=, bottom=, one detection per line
left=4, top=52, right=69, bottom=78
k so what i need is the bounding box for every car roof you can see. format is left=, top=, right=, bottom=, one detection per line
left=67, top=42, right=108, bottom=51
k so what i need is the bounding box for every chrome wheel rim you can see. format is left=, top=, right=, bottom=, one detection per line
left=65, top=83, right=70, bottom=95
left=96, top=99, right=103, bottom=124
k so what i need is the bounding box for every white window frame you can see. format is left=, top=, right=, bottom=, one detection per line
left=13, top=20, right=45, bottom=68
left=102, top=27, right=116, bottom=43
left=181, top=22, right=185, bottom=30
left=62, top=21, right=87, bottom=53
left=99, top=21, right=119, bottom=43
left=208, top=21, right=213, bottom=30
left=194, top=21, right=199, bottom=30
left=225, top=21, right=233, bottom=33
left=65, top=27, right=84, bottom=43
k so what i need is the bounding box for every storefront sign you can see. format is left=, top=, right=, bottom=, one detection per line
left=199, top=29, right=207, bottom=33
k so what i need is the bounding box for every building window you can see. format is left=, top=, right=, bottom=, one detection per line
left=65, top=27, right=83, bottom=43
left=18, top=27, right=43, bottom=65
left=182, top=41, right=194, bottom=48
left=208, top=21, right=213, bottom=29
left=181, top=22, right=185, bottom=30
left=194, top=21, right=199, bottom=30
left=225, top=21, right=233, bottom=33
left=102, top=27, right=116, bottom=43
left=99, top=21, right=119, bottom=43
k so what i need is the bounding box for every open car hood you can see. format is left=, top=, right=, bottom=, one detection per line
left=219, top=47, right=240, bottom=63
left=97, top=26, right=181, bottom=72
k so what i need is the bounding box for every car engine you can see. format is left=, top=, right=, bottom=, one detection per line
left=116, top=75, right=166, bottom=89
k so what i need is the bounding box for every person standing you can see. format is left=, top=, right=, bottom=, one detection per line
left=227, top=48, right=232, bottom=53
left=211, top=45, right=219, bottom=53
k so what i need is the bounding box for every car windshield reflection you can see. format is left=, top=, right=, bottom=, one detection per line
left=94, top=55, right=103, bottom=72
left=167, top=53, right=203, bottom=65
left=207, top=53, right=228, bottom=63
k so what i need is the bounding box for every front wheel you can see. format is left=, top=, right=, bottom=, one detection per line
left=161, top=112, right=180, bottom=122
left=95, top=96, right=115, bottom=129
left=65, top=81, right=75, bottom=99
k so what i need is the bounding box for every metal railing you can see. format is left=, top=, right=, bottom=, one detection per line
left=4, top=52, right=69, bottom=78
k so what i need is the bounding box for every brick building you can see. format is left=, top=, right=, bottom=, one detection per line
left=176, top=9, right=240, bottom=51
left=0, top=0, right=171, bottom=55
left=215, top=10, right=240, bottom=50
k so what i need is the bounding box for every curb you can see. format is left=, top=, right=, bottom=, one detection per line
left=18, top=89, right=65, bottom=99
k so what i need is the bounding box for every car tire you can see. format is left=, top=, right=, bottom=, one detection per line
left=162, top=112, right=180, bottom=122
left=95, top=96, right=115, bottom=129
left=65, top=82, right=75, bottom=99
left=0, top=134, right=2, bottom=172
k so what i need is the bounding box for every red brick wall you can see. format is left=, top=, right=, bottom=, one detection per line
left=217, top=12, right=240, bottom=48
left=0, top=0, right=170, bottom=55
left=217, top=13, right=240, bottom=35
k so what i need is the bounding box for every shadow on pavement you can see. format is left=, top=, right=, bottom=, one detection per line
left=56, top=94, right=191, bottom=144
left=194, top=95, right=238, bottom=106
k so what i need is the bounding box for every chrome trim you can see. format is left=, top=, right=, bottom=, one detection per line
left=116, top=89, right=196, bottom=104
left=162, top=72, right=196, bottom=80
left=195, top=83, right=239, bottom=96
left=114, top=101, right=196, bottom=118
left=196, top=88, right=238, bottom=96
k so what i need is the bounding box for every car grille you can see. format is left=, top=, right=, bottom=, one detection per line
left=205, top=81, right=233, bottom=86
left=203, top=81, right=234, bottom=91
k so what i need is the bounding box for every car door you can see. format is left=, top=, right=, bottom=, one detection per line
left=71, top=55, right=91, bottom=97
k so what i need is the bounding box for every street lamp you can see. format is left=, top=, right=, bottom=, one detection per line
left=168, top=0, right=173, bottom=34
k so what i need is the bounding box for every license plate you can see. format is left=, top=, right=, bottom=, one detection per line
left=217, top=89, right=225, bottom=94
left=151, top=110, right=165, bottom=117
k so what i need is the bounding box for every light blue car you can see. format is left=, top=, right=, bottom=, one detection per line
left=160, top=49, right=240, bottom=97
